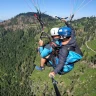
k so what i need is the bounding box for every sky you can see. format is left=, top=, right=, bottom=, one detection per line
left=0, top=0, right=96, bottom=20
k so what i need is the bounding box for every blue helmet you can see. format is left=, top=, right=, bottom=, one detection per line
left=58, top=26, right=72, bottom=38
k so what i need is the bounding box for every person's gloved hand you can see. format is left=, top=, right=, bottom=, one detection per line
left=39, top=39, right=44, bottom=46
left=49, top=71, right=55, bottom=78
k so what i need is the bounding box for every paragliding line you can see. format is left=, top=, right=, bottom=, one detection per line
left=24, top=0, right=33, bottom=11
left=74, top=0, right=93, bottom=14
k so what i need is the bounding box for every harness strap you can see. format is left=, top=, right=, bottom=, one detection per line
left=50, top=42, right=60, bottom=57
left=50, top=42, right=57, bottom=48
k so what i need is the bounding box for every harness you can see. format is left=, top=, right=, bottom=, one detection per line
left=50, top=41, right=61, bottom=56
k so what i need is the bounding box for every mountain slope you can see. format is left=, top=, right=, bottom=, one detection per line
left=0, top=12, right=55, bottom=31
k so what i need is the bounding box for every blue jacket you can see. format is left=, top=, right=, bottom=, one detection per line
left=39, top=38, right=62, bottom=58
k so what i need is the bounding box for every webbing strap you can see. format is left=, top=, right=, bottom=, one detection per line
left=50, top=42, right=57, bottom=49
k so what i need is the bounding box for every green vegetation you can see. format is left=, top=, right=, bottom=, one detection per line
left=0, top=27, right=38, bottom=96
left=0, top=13, right=96, bottom=96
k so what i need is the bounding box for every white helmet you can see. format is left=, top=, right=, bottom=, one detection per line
left=50, top=28, right=59, bottom=36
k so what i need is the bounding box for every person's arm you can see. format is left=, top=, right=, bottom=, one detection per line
left=38, top=39, right=44, bottom=54
left=53, top=46, right=69, bottom=74
left=49, top=46, right=69, bottom=77
left=60, top=18, right=73, bottom=29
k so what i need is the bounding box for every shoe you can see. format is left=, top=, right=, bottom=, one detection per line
left=35, top=66, right=44, bottom=71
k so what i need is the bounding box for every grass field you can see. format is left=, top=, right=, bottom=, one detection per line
left=30, top=52, right=96, bottom=96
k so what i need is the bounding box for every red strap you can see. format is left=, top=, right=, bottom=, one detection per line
left=50, top=42, right=57, bottom=47
left=34, top=14, right=38, bottom=18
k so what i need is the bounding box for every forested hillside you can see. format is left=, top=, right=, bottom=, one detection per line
left=0, top=13, right=96, bottom=96
left=0, top=12, right=56, bottom=31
